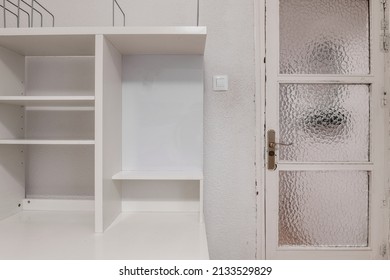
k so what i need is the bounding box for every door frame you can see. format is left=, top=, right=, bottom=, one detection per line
left=254, top=0, right=266, bottom=260
left=254, top=0, right=390, bottom=259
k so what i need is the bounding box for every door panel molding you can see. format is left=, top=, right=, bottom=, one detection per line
left=256, top=0, right=389, bottom=260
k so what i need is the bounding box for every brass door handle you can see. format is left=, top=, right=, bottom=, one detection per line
left=267, top=130, right=293, bottom=170
left=268, top=142, right=293, bottom=149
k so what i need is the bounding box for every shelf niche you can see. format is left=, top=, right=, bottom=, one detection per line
left=0, top=45, right=95, bottom=221
left=96, top=32, right=205, bottom=232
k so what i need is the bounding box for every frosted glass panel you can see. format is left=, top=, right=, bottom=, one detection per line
left=279, top=171, right=369, bottom=247
left=279, top=84, right=369, bottom=162
left=280, top=0, right=369, bottom=74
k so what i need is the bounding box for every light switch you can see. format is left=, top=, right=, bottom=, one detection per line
left=216, top=78, right=225, bottom=87
left=213, top=75, right=228, bottom=91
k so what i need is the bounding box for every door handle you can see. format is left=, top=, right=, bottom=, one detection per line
left=268, top=141, right=293, bottom=149
left=267, top=130, right=292, bottom=170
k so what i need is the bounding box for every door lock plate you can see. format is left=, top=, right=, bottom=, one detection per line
left=268, top=130, right=276, bottom=170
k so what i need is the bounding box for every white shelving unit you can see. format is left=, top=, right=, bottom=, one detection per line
left=0, top=27, right=208, bottom=259
left=0, top=96, right=95, bottom=106
left=0, top=139, right=95, bottom=145
left=112, top=170, right=203, bottom=180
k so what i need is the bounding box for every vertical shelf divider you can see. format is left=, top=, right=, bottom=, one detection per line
left=95, top=34, right=123, bottom=232
left=0, top=46, right=25, bottom=220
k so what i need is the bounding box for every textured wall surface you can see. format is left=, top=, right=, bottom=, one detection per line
left=200, top=0, right=256, bottom=259
left=27, top=0, right=257, bottom=260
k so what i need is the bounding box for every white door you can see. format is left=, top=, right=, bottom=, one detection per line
left=265, top=0, right=388, bottom=259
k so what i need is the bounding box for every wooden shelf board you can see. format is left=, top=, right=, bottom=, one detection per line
left=22, top=198, right=94, bottom=211
left=0, top=139, right=95, bottom=145
left=0, top=211, right=209, bottom=260
left=0, top=26, right=207, bottom=56
left=0, top=96, right=95, bottom=106
left=112, top=170, right=203, bottom=180
left=106, top=33, right=206, bottom=55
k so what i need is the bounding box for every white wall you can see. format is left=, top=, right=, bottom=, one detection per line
left=34, top=0, right=196, bottom=27
left=34, top=0, right=257, bottom=260
left=200, top=0, right=256, bottom=260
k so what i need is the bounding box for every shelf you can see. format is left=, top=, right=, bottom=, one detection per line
left=105, top=27, right=206, bottom=55
left=0, top=29, right=96, bottom=56
left=112, top=170, right=203, bottom=180
left=0, top=139, right=95, bottom=145
left=0, top=211, right=209, bottom=260
left=0, top=26, right=207, bottom=56
left=0, top=96, right=95, bottom=107
left=0, top=27, right=207, bottom=248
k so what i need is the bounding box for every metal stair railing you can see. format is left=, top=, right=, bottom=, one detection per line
left=2, top=1, right=19, bottom=28
left=31, top=0, right=54, bottom=27
left=5, top=0, right=31, bottom=27
left=113, top=0, right=125, bottom=26
left=1, top=0, right=54, bottom=28
left=20, top=0, right=43, bottom=27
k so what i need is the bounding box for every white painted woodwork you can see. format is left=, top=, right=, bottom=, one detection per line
left=25, top=56, right=95, bottom=97
left=95, top=35, right=122, bottom=233
left=0, top=27, right=206, bottom=56
left=0, top=96, right=95, bottom=106
left=1, top=33, right=93, bottom=230
left=254, top=0, right=267, bottom=260
left=0, top=139, right=94, bottom=145
left=112, top=170, right=203, bottom=180
left=22, top=199, right=94, bottom=211
left=105, top=33, right=206, bottom=54
left=122, top=55, right=203, bottom=171
left=0, top=211, right=209, bottom=260
left=121, top=179, right=200, bottom=212
left=26, top=146, right=94, bottom=198
left=25, top=110, right=94, bottom=140
left=0, top=104, right=24, bottom=139
left=0, top=27, right=208, bottom=259
left=25, top=107, right=95, bottom=111
left=200, top=179, right=204, bottom=223
left=122, top=201, right=200, bottom=212
left=0, top=34, right=96, bottom=56
left=119, top=54, right=204, bottom=224
left=0, top=46, right=24, bottom=96
left=120, top=178, right=203, bottom=219
left=94, top=35, right=104, bottom=233
left=264, top=0, right=386, bottom=260
left=0, top=146, right=24, bottom=220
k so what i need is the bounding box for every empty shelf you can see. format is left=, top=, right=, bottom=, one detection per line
left=112, top=170, right=203, bottom=180
left=0, top=211, right=209, bottom=260
left=0, top=96, right=95, bottom=107
left=0, top=26, right=206, bottom=56
left=0, top=139, right=95, bottom=145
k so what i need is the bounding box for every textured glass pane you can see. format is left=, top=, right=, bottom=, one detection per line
left=279, top=84, right=369, bottom=162
left=280, top=0, right=369, bottom=74
left=279, top=171, right=369, bottom=247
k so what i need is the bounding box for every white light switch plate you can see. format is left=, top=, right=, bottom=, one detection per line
left=213, top=75, right=228, bottom=91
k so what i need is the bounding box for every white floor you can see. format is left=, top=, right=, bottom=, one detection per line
left=0, top=211, right=209, bottom=260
